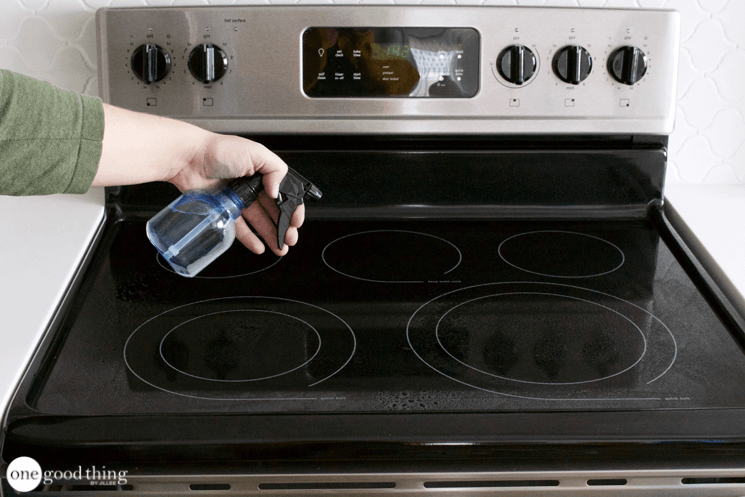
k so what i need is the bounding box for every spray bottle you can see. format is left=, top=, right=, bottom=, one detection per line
left=146, top=167, right=321, bottom=277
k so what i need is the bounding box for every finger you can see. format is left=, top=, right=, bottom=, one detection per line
left=246, top=142, right=288, bottom=200
left=257, top=193, right=281, bottom=223
left=243, top=202, right=289, bottom=256
left=233, top=216, right=265, bottom=255
left=282, top=225, right=300, bottom=247
left=291, top=202, right=305, bottom=229
left=257, top=194, right=305, bottom=229
left=264, top=202, right=299, bottom=248
left=256, top=195, right=302, bottom=247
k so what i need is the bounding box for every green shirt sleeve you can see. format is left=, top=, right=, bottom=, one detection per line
left=0, top=70, right=104, bottom=195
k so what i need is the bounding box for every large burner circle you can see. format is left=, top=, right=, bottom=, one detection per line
left=435, top=293, right=646, bottom=385
left=406, top=282, right=678, bottom=400
left=124, top=297, right=356, bottom=400
left=322, top=230, right=462, bottom=283
left=160, top=310, right=321, bottom=382
left=498, top=231, right=625, bottom=278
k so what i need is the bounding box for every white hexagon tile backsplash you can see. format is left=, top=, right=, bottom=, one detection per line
left=1, top=0, right=743, bottom=184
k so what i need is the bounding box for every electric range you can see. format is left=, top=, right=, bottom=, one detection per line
left=5, top=5, right=745, bottom=496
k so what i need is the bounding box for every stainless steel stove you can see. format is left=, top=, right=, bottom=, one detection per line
left=5, top=5, right=745, bottom=496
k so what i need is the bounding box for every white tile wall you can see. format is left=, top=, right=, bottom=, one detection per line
left=1, top=0, right=743, bottom=184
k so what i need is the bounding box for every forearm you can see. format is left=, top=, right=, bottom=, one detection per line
left=92, top=103, right=210, bottom=188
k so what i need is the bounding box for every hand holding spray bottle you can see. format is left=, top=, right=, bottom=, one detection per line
left=146, top=167, right=322, bottom=278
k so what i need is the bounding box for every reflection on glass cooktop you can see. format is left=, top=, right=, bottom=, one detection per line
left=33, top=219, right=745, bottom=414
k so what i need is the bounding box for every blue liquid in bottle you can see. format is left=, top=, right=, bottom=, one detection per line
left=147, top=179, right=259, bottom=278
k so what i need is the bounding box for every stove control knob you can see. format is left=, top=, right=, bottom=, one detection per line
left=131, top=44, right=171, bottom=84
left=497, top=45, right=537, bottom=85
left=188, top=44, right=229, bottom=84
left=608, top=46, right=647, bottom=85
left=552, top=45, right=592, bottom=85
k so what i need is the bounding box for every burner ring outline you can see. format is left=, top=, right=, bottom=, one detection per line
left=435, top=292, right=647, bottom=386
left=124, top=296, right=357, bottom=400
left=322, top=230, right=463, bottom=283
left=406, top=282, right=678, bottom=401
left=159, top=309, right=322, bottom=383
left=156, top=252, right=282, bottom=279
left=498, top=230, right=625, bottom=278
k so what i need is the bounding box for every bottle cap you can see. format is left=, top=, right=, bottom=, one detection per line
left=227, top=175, right=264, bottom=208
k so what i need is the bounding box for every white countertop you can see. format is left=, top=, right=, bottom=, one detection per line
left=1, top=185, right=744, bottom=430
left=0, top=188, right=105, bottom=428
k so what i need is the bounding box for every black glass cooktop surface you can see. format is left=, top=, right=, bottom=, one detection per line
left=30, top=217, right=745, bottom=414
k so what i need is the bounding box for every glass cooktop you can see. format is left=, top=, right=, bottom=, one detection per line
left=31, top=218, right=745, bottom=415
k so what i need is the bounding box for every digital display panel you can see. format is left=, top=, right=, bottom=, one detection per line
left=302, top=27, right=479, bottom=98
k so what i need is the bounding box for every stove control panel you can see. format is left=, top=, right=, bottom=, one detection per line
left=96, top=6, right=680, bottom=135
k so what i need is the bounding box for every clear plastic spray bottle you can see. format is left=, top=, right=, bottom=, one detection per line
left=147, top=169, right=321, bottom=278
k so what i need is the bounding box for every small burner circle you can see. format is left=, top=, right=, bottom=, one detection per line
left=322, top=230, right=462, bottom=283
left=498, top=230, right=625, bottom=278
left=159, top=310, right=321, bottom=382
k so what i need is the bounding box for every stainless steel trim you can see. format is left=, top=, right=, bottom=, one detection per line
left=95, top=8, right=109, bottom=103
left=96, top=6, right=680, bottom=135
left=34, top=469, right=745, bottom=496
left=180, top=117, right=677, bottom=136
